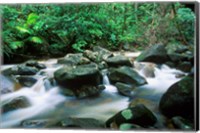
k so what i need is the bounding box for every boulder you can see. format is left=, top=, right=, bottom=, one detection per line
left=105, top=55, right=132, bottom=67
left=140, top=63, right=156, bottom=78
left=174, top=46, right=189, bottom=53
left=98, top=61, right=108, bottom=70
left=17, top=65, right=39, bottom=75
left=129, top=98, right=156, bottom=112
left=17, top=76, right=37, bottom=87
left=168, top=53, right=187, bottom=63
left=83, top=50, right=99, bottom=62
left=106, top=104, right=157, bottom=128
left=108, top=66, right=147, bottom=86
left=2, top=96, right=30, bottom=113
left=159, top=75, right=194, bottom=119
left=62, top=85, right=105, bottom=98
left=177, top=61, right=192, bottom=72
left=21, top=119, right=57, bottom=128
left=136, top=44, right=170, bottom=64
left=93, top=46, right=113, bottom=61
left=0, top=75, right=14, bottom=94
left=5, top=65, right=39, bottom=76
left=44, top=78, right=57, bottom=91
left=25, top=60, right=46, bottom=69
left=54, top=63, right=100, bottom=88
left=54, top=63, right=104, bottom=98
left=54, top=117, right=104, bottom=129
left=58, top=53, right=91, bottom=66
left=115, top=82, right=135, bottom=97
left=171, top=116, right=193, bottom=130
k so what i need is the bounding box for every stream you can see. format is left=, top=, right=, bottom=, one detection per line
left=0, top=58, right=186, bottom=128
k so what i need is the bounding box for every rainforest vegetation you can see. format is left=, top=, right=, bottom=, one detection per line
left=0, top=2, right=195, bottom=63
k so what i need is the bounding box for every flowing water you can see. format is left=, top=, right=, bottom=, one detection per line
left=0, top=58, right=186, bottom=128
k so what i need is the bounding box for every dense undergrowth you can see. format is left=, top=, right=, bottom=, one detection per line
left=0, top=2, right=195, bottom=63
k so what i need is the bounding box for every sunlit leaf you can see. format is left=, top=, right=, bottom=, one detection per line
left=29, top=36, right=43, bottom=44
left=9, top=41, right=24, bottom=49
left=27, top=13, right=39, bottom=25
left=16, top=26, right=31, bottom=34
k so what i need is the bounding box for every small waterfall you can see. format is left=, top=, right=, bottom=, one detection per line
left=101, top=69, right=110, bottom=85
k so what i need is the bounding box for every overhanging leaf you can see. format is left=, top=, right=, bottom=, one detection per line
left=16, top=26, right=31, bottom=34
left=9, top=41, right=24, bottom=49
left=29, top=36, right=43, bottom=44
left=27, top=13, right=39, bottom=25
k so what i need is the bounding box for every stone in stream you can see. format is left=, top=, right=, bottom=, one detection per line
left=83, top=50, right=99, bottom=62
left=171, top=116, right=193, bottom=130
left=108, top=66, right=147, bottom=86
left=105, top=55, right=132, bottom=67
left=2, top=96, right=30, bottom=113
left=21, top=119, right=57, bottom=128
left=17, top=76, right=37, bottom=87
left=177, top=61, right=192, bottom=72
left=136, top=62, right=156, bottom=78
left=115, top=82, right=135, bottom=97
left=57, top=53, right=91, bottom=66
left=53, top=117, right=104, bottom=129
left=25, top=60, right=46, bottom=69
left=54, top=63, right=104, bottom=98
left=0, top=74, right=15, bottom=94
left=136, top=44, right=170, bottom=64
left=93, top=46, right=113, bottom=61
left=159, top=75, right=194, bottom=120
left=106, top=104, right=157, bottom=128
left=2, top=65, right=39, bottom=76
left=44, top=78, right=57, bottom=91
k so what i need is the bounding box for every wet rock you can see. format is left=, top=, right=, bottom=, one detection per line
left=61, top=85, right=105, bottom=98
left=2, top=96, right=30, bottom=113
left=93, top=46, right=113, bottom=61
left=129, top=98, right=156, bottom=112
left=54, top=63, right=104, bottom=98
left=174, top=46, right=189, bottom=53
left=106, top=104, right=157, bottom=128
left=171, top=116, right=193, bottom=130
left=54, top=117, right=104, bottom=129
left=25, top=60, right=46, bottom=69
left=73, top=85, right=105, bottom=98
left=115, top=82, right=135, bottom=97
left=136, top=44, right=170, bottom=64
left=177, top=61, right=192, bottom=72
left=105, top=55, right=132, bottom=67
left=54, top=63, right=100, bottom=88
left=21, top=119, right=57, bottom=128
left=57, top=53, right=90, bottom=66
left=44, top=78, right=57, bottom=91
left=3, top=65, right=39, bottom=76
left=98, top=61, right=108, bottom=70
left=0, top=75, right=14, bottom=94
left=140, top=63, right=156, bottom=78
left=165, top=61, right=176, bottom=68
left=83, top=50, right=99, bottom=62
left=17, top=65, right=39, bottom=75
left=159, top=75, right=194, bottom=119
left=108, top=66, right=147, bottom=86
left=168, top=53, right=187, bottom=63
left=17, top=76, right=37, bottom=87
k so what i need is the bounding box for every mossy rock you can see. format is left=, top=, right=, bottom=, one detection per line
left=159, top=75, right=194, bottom=119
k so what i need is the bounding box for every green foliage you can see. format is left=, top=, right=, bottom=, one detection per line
left=1, top=3, right=195, bottom=63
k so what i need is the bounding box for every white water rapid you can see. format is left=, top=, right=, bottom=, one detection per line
left=0, top=59, right=186, bottom=128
